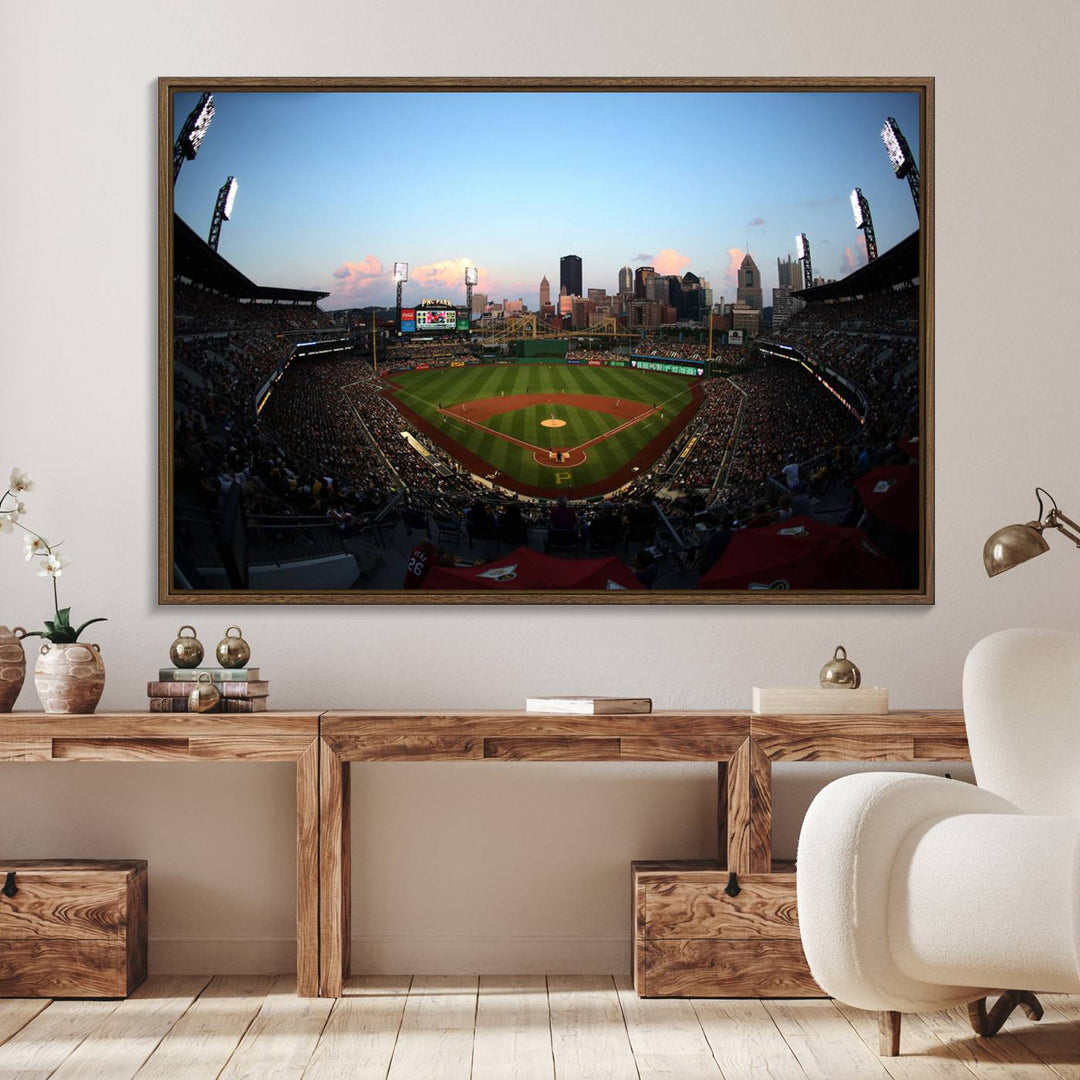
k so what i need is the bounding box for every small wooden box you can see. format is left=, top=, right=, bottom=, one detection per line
left=0, top=859, right=148, bottom=998
left=632, top=860, right=823, bottom=998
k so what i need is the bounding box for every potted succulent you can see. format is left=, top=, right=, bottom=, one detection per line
left=1, top=468, right=107, bottom=714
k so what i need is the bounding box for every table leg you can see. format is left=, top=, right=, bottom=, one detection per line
left=717, top=760, right=728, bottom=869
left=296, top=738, right=320, bottom=997
left=319, top=738, right=351, bottom=997
left=726, top=737, right=772, bottom=874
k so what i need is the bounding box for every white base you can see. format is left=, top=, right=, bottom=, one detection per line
left=148, top=935, right=630, bottom=976
left=753, top=686, right=889, bottom=714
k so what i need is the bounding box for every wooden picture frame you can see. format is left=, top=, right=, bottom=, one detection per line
left=159, top=77, right=933, bottom=605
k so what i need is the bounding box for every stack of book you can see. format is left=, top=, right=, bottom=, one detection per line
left=147, top=668, right=269, bottom=713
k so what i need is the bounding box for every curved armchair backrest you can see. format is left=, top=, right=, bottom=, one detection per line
left=963, top=628, right=1080, bottom=816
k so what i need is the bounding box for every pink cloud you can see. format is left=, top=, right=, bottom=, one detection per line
left=722, top=247, right=745, bottom=296
left=328, top=255, right=387, bottom=303
left=412, top=256, right=493, bottom=296
left=839, top=236, right=869, bottom=277
left=652, top=248, right=693, bottom=277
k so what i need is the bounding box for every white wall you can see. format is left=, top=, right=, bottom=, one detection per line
left=2, top=0, right=1079, bottom=974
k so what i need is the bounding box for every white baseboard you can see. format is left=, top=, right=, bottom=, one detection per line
left=149, top=935, right=630, bottom=975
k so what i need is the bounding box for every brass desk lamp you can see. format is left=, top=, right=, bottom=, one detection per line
left=984, top=488, right=1080, bottom=577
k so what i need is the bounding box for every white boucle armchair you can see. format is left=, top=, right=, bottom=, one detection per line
left=797, top=628, right=1080, bottom=1056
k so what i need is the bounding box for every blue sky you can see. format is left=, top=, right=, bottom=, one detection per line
left=173, top=90, right=922, bottom=310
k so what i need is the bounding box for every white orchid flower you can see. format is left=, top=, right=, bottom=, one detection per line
left=0, top=514, right=13, bottom=535
left=38, top=552, right=69, bottom=578
left=8, top=469, right=33, bottom=493
left=23, top=534, right=49, bottom=560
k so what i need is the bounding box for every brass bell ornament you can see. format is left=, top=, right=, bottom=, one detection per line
left=820, top=645, right=861, bottom=689
left=187, top=672, right=221, bottom=713
left=216, top=626, right=251, bottom=669
left=169, top=625, right=204, bottom=669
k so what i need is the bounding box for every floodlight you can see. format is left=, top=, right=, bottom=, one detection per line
left=185, top=94, right=215, bottom=158
left=465, top=266, right=478, bottom=286
left=222, top=177, right=238, bottom=220
left=850, top=189, right=865, bottom=228
left=881, top=117, right=912, bottom=177
left=207, top=175, right=238, bottom=252
left=172, top=92, right=216, bottom=182
left=795, top=234, right=807, bottom=259
left=393, top=261, right=409, bottom=283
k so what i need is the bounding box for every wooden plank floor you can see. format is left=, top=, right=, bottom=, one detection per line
left=1, top=976, right=1078, bottom=1079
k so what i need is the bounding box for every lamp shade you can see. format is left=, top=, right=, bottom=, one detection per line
left=983, top=522, right=1050, bottom=577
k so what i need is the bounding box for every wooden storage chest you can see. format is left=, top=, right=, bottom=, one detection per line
left=0, top=859, right=148, bottom=998
left=632, top=859, right=822, bottom=998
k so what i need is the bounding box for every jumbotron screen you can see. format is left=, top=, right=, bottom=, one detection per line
left=414, top=309, right=456, bottom=330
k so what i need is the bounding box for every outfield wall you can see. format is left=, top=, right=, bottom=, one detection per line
left=515, top=339, right=570, bottom=360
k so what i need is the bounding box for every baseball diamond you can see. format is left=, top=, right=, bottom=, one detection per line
left=384, top=363, right=703, bottom=498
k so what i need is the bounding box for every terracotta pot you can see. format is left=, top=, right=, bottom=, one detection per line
left=34, top=642, right=106, bottom=715
left=0, top=626, right=27, bottom=713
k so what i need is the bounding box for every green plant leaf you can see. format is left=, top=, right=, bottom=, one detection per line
left=55, top=607, right=71, bottom=626
left=73, top=618, right=107, bottom=641
left=43, top=620, right=56, bottom=634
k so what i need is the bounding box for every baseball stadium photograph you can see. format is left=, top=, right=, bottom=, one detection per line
left=161, top=78, right=931, bottom=602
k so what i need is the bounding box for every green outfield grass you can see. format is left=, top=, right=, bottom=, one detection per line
left=386, top=363, right=699, bottom=495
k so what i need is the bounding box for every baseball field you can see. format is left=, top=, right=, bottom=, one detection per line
left=384, top=362, right=704, bottom=498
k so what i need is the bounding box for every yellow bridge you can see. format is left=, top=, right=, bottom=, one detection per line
left=479, top=315, right=638, bottom=342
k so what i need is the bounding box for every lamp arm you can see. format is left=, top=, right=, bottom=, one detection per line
left=1047, top=509, right=1080, bottom=548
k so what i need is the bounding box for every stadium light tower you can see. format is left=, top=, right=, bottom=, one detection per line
left=849, top=187, right=878, bottom=262
left=173, top=93, right=215, bottom=183
left=207, top=176, right=238, bottom=252
left=393, top=262, right=408, bottom=331
left=795, top=233, right=814, bottom=290
left=881, top=116, right=920, bottom=217
left=464, top=266, right=478, bottom=332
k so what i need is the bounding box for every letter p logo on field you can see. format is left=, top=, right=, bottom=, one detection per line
left=554, top=472, right=573, bottom=486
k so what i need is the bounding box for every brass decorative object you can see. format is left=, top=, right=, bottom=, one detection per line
left=820, top=645, right=861, bottom=689
left=984, top=488, right=1080, bottom=577
left=215, top=626, right=250, bottom=669
left=0, top=626, right=27, bottom=713
left=187, top=672, right=221, bottom=713
left=168, top=625, right=204, bottom=668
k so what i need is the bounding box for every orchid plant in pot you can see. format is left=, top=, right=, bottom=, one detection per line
left=1, top=468, right=108, bottom=714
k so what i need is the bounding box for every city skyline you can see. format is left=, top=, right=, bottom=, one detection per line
left=173, top=90, right=921, bottom=312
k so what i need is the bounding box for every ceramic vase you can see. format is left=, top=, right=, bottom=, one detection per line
left=0, top=626, right=27, bottom=713
left=34, top=642, right=106, bottom=714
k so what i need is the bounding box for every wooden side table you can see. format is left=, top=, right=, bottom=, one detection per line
left=0, top=712, right=322, bottom=996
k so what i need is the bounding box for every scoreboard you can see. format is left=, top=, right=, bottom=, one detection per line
left=415, top=308, right=457, bottom=330
left=630, top=355, right=705, bottom=377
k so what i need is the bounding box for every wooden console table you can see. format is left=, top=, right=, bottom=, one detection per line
left=0, top=712, right=321, bottom=997
left=1, top=708, right=971, bottom=999
left=318, top=708, right=969, bottom=998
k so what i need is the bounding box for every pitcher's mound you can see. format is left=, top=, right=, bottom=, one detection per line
left=541, top=418, right=567, bottom=428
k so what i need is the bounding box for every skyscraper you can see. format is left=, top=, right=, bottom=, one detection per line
left=634, top=266, right=655, bottom=300
left=539, top=276, right=550, bottom=308
left=618, top=265, right=633, bottom=294
left=737, top=254, right=763, bottom=310
left=777, top=254, right=804, bottom=291
left=560, top=255, right=582, bottom=299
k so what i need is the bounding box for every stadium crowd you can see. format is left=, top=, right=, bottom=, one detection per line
left=172, top=283, right=920, bottom=588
